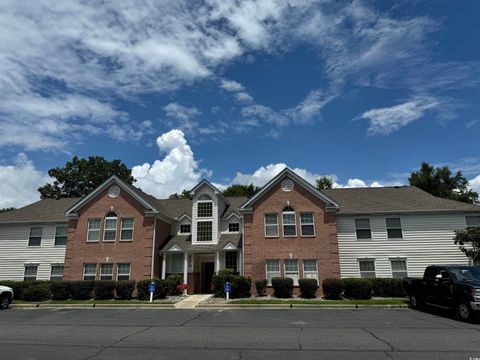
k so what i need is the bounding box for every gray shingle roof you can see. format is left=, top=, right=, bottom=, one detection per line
left=161, top=233, right=242, bottom=252
left=0, top=198, right=80, bottom=223
left=323, top=186, right=480, bottom=214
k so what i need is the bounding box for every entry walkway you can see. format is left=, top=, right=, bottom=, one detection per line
left=174, top=294, right=213, bottom=309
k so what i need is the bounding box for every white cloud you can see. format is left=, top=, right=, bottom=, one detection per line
left=287, top=90, right=334, bottom=124
left=220, top=79, right=244, bottom=92
left=358, top=97, right=440, bottom=135
left=469, top=175, right=480, bottom=194
left=0, top=154, right=51, bottom=208
left=132, top=130, right=207, bottom=198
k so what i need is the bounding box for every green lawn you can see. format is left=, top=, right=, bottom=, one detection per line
left=230, top=298, right=408, bottom=305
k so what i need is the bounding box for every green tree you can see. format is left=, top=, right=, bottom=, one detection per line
left=316, top=176, right=333, bottom=190
left=408, top=162, right=478, bottom=204
left=222, top=184, right=260, bottom=197
left=169, top=189, right=191, bottom=199
left=0, top=207, right=15, bottom=213
left=454, top=228, right=480, bottom=265
left=38, top=156, right=134, bottom=199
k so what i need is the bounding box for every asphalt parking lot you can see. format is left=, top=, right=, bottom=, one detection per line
left=1, top=307, right=479, bottom=360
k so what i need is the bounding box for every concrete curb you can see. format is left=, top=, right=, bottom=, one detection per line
left=198, top=303, right=409, bottom=309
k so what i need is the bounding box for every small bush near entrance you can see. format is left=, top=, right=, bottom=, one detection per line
left=369, top=278, right=405, bottom=297
left=322, top=278, right=344, bottom=300
left=51, top=281, right=71, bottom=300
left=136, top=279, right=167, bottom=300
left=343, top=278, right=373, bottom=300
left=164, top=274, right=183, bottom=296
left=212, top=269, right=235, bottom=297
left=115, top=281, right=135, bottom=300
left=94, top=281, right=115, bottom=300
left=271, top=277, right=293, bottom=298
left=231, top=276, right=251, bottom=298
left=299, top=279, right=318, bottom=298
left=23, top=283, right=51, bottom=301
left=255, top=279, right=267, bottom=297
left=70, top=281, right=95, bottom=300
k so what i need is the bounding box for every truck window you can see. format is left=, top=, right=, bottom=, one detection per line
left=424, top=267, right=439, bottom=280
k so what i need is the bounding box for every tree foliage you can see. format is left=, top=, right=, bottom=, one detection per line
left=0, top=207, right=15, bottom=213
left=168, top=190, right=191, bottom=199
left=38, top=156, right=134, bottom=199
left=316, top=176, right=333, bottom=190
left=408, top=162, right=478, bottom=204
left=222, top=184, right=260, bottom=197
left=454, top=228, right=480, bottom=264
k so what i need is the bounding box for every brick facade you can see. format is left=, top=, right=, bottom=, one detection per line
left=63, top=187, right=170, bottom=281
left=243, top=181, right=340, bottom=295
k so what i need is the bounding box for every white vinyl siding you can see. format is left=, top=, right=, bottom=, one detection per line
left=466, top=215, right=480, bottom=228
left=266, top=260, right=280, bottom=285
left=0, top=223, right=68, bottom=281
left=337, top=214, right=471, bottom=278
left=191, top=186, right=219, bottom=244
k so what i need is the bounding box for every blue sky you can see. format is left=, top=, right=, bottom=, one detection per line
left=0, top=0, right=479, bottom=207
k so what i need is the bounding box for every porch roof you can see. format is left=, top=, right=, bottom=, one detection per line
left=161, top=233, right=242, bottom=252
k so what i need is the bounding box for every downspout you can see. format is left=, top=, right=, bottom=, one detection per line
left=150, top=217, right=157, bottom=279
left=241, top=214, right=245, bottom=276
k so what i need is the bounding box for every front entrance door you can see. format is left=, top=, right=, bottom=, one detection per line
left=201, top=262, right=215, bottom=293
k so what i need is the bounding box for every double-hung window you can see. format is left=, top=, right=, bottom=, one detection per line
left=28, top=227, right=42, bottom=246
left=300, top=213, right=315, bottom=236
left=120, top=218, right=134, bottom=241
left=355, top=219, right=372, bottom=239
left=197, top=221, right=212, bottom=241
left=83, top=264, right=96, bottom=280
left=303, top=260, right=318, bottom=281
left=50, top=264, right=64, bottom=281
left=266, top=260, right=280, bottom=285
left=169, top=253, right=184, bottom=273
left=117, top=263, right=131, bottom=281
left=358, top=259, right=376, bottom=278
left=390, top=259, right=408, bottom=278
left=386, top=218, right=403, bottom=239
left=264, top=214, right=279, bottom=237
left=225, top=251, right=238, bottom=272
left=284, top=259, right=299, bottom=285
left=197, top=195, right=213, bottom=217
left=54, top=225, right=68, bottom=246
left=103, top=212, right=117, bottom=241
left=282, top=207, right=296, bottom=237
left=466, top=216, right=480, bottom=229
left=100, top=263, right=113, bottom=280
left=24, top=264, right=38, bottom=281
left=87, top=219, right=101, bottom=241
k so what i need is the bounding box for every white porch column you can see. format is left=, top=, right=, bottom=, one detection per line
left=161, top=254, right=167, bottom=279
left=215, top=251, right=220, bottom=273
left=183, top=252, right=188, bottom=295
left=238, top=251, right=243, bottom=275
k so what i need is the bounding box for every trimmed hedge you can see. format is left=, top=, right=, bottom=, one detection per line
left=51, top=281, right=71, bottom=300
left=343, top=278, right=373, bottom=300
left=271, top=277, right=293, bottom=298
left=370, top=278, right=405, bottom=297
left=23, top=283, right=51, bottom=301
left=299, top=278, right=318, bottom=298
left=255, top=279, right=267, bottom=297
left=70, top=281, right=95, bottom=300
left=164, top=274, right=183, bottom=296
left=212, top=269, right=251, bottom=298
left=322, top=278, right=344, bottom=300
left=212, top=269, right=235, bottom=297
left=94, top=281, right=115, bottom=300
left=115, top=281, right=135, bottom=300
left=136, top=279, right=167, bottom=300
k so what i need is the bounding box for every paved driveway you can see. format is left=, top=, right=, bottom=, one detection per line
left=0, top=307, right=479, bottom=359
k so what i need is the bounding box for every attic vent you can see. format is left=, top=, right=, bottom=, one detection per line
left=108, top=185, right=120, bottom=198
left=281, top=179, right=294, bottom=192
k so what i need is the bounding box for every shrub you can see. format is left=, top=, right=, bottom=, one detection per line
left=322, top=278, right=344, bottom=300
left=51, top=281, right=71, bottom=300
left=136, top=279, right=167, bottom=301
left=271, top=277, right=293, bottom=298
left=343, top=278, right=373, bottom=300
left=255, top=279, right=268, bottom=297
left=231, top=276, right=251, bottom=298
left=115, top=281, right=136, bottom=300
left=212, top=269, right=235, bottom=297
left=0, top=281, right=26, bottom=300
left=94, top=281, right=115, bottom=300
left=299, top=278, right=318, bottom=298
left=23, top=283, right=51, bottom=301
left=369, top=278, right=405, bottom=297
left=164, top=274, right=182, bottom=296
left=70, top=281, right=95, bottom=300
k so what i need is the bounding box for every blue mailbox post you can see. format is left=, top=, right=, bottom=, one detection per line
left=148, top=281, right=156, bottom=303
left=224, top=282, right=232, bottom=301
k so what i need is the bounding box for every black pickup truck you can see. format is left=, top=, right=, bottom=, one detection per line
left=405, top=265, right=480, bottom=320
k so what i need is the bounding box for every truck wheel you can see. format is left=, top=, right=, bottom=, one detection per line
left=0, top=294, right=10, bottom=310
left=410, top=294, right=422, bottom=309
left=456, top=302, right=471, bottom=321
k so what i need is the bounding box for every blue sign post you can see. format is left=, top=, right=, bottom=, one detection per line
left=224, top=282, right=231, bottom=301
left=148, top=281, right=156, bottom=303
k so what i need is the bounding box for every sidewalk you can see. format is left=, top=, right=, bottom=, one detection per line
left=174, top=294, right=213, bottom=309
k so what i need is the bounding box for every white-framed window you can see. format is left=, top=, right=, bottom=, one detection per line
left=282, top=206, right=296, bottom=237
left=28, top=226, right=42, bottom=246
left=87, top=219, right=101, bottom=241
left=197, top=194, right=213, bottom=217
left=264, top=214, right=279, bottom=237
left=117, top=263, right=131, bottom=281
left=225, top=251, right=238, bottom=272
left=83, top=263, right=96, bottom=280
left=103, top=212, right=117, bottom=241
left=390, top=259, right=408, bottom=278
left=179, top=224, right=191, bottom=234
left=466, top=215, right=480, bottom=229
left=355, top=219, right=372, bottom=239
left=266, top=260, right=281, bottom=285
left=100, top=263, right=113, bottom=280
left=50, top=264, right=64, bottom=281
left=54, top=225, right=68, bottom=246
left=300, top=213, right=315, bottom=236
left=358, top=259, right=376, bottom=278
left=168, top=253, right=184, bottom=273
left=120, top=218, right=134, bottom=241
left=284, top=259, right=299, bottom=285
left=197, top=221, right=212, bottom=241
left=386, top=218, right=403, bottom=239
left=228, top=223, right=240, bottom=232
left=24, top=264, right=38, bottom=281
left=302, top=260, right=318, bottom=281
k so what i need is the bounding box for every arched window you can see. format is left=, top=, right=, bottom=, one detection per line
left=282, top=206, right=296, bottom=237
left=197, top=194, right=213, bottom=217
left=103, top=211, right=117, bottom=241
